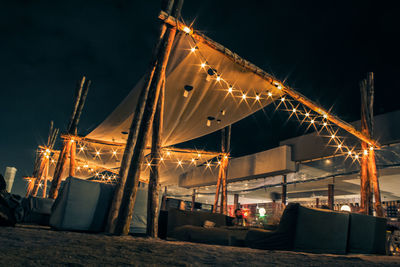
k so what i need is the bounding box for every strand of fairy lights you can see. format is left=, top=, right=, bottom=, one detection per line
left=182, top=27, right=374, bottom=163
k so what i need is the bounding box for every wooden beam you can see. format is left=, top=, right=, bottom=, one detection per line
left=113, top=0, right=183, bottom=236
left=105, top=0, right=176, bottom=235
left=158, top=11, right=380, bottom=148
left=67, top=77, right=85, bottom=133
left=69, top=140, right=76, bottom=177
left=69, top=79, right=91, bottom=135
left=48, top=140, right=72, bottom=199
left=147, top=76, right=165, bottom=238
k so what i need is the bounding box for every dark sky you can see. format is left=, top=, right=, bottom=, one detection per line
left=1, top=0, right=399, bottom=195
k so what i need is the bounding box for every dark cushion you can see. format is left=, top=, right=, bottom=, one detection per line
left=170, top=225, right=248, bottom=246
left=294, top=206, right=349, bottom=254
left=166, top=209, right=227, bottom=237
left=348, top=213, right=387, bottom=254
left=245, top=203, right=300, bottom=250
left=24, top=197, right=55, bottom=225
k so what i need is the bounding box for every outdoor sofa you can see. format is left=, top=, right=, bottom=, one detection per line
left=163, top=203, right=387, bottom=254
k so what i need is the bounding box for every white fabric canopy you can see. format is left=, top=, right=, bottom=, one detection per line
left=86, top=32, right=282, bottom=147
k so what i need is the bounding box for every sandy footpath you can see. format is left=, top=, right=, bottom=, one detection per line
left=0, top=225, right=399, bottom=266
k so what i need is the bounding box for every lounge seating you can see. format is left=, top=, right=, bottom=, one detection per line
left=23, top=197, right=54, bottom=225
left=164, top=208, right=248, bottom=246
left=49, top=177, right=158, bottom=233
left=246, top=204, right=387, bottom=255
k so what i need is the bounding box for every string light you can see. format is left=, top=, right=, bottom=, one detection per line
left=292, top=108, right=296, bottom=113
left=338, top=144, right=342, bottom=149
left=323, top=122, right=327, bottom=127
left=228, top=86, right=233, bottom=93
left=256, top=95, right=260, bottom=101
left=201, top=62, right=206, bottom=68
left=310, top=119, right=315, bottom=124
left=369, top=146, right=374, bottom=151
left=331, top=134, right=335, bottom=139
left=216, top=75, right=221, bottom=82
left=268, top=92, right=272, bottom=97
left=281, top=97, right=285, bottom=102
left=354, top=154, right=359, bottom=159
left=363, top=150, right=368, bottom=155
left=183, top=26, right=192, bottom=34
left=305, top=112, right=310, bottom=117
left=190, top=47, right=196, bottom=52
left=242, top=94, right=246, bottom=100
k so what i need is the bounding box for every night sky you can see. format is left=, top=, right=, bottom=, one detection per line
left=1, top=0, right=399, bottom=195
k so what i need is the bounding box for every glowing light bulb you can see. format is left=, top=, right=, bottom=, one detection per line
left=80, top=146, right=84, bottom=151
left=242, top=94, right=246, bottom=100
left=256, top=95, right=260, bottom=101
left=364, top=150, right=368, bottom=155
left=167, top=151, right=171, bottom=156
left=224, top=155, right=228, bottom=159
left=147, top=162, right=151, bottom=167
left=83, top=164, right=89, bottom=168
left=96, top=151, right=100, bottom=155
left=310, top=119, right=315, bottom=124
left=338, top=144, right=342, bottom=149
left=160, top=157, right=164, bottom=161
left=305, top=112, right=310, bottom=117
left=113, top=151, right=117, bottom=155
left=190, top=47, right=196, bottom=52
left=216, top=75, right=221, bottom=81
left=51, top=159, right=55, bottom=163
left=331, top=134, right=335, bottom=139
left=292, top=108, right=296, bottom=113
left=70, top=139, right=75, bottom=143
left=206, top=162, right=211, bottom=167
left=228, top=86, right=233, bottom=93
left=178, top=160, right=182, bottom=166
left=348, top=151, right=352, bottom=155
left=323, top=122, right=327, bottom=126
left=369, top=146, right=374, bottom=151
left=197, top=153, right=201, bottom=158
left=201, top=62, right=206, bottom=68
left=281, top=97, right=285, bottom=102
left=268, top=92, right=272, bottom=97
left=191, top=158, right=195, bottom=162
left=183, top=26, right=192, bottom=34
left=323, top=114, right=328, bottom=119
left=218, top=161, right=221, bottom=165
left=46, top=149, right=50, bottom=153
left=355, top=154, right=359, bottom=159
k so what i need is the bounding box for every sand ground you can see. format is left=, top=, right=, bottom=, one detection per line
left=0, top=225, right=399, bottom=266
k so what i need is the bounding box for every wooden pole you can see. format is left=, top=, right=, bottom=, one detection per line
left=25, top=179, right=35, bottom=198
left=220, top=125, right=231, bottom=215
left=49, top=140, right=72, bottom=199
left=114, top=0, right=183, bottom=235
left=328, top=184, right=334, bottom=210
left=191, top=189, right=196, bottom=211
left=69, top=80, right=91, bottom=135
left=67, top=77, right=86, bottom=133
left=42, top=161, right=49, bottom=198
left=365, top=73, right=383, bottom=217
left=213, top=168, right=222, bottom=213
left=282, top=175, right=287, bottom=205
left=69, top=140, right=76, bottom=177
left=105, top=0, right=175, bottom=234
left=146, top=76, right=165, bottom=238
left=158, top=11, right=380, bottom=148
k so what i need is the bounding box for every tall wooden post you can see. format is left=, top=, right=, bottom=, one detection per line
left=365, top=73, right=383, bottom=216
left=146, top=77, right=165, bottom=238
left=191, top=189, right=196, bottom=211
left=282, top=175, right=287, bottom=205
left=49, top=77, right=90, bottom=199
left=113, top=0, right=183, bottom=235
left=69, top=140, right=76, bottom=177
left=219, top=125, right=231, bottom=215
left=328, top=184, right=334, bottom=210
left=105, top=0, right=176, bottom=234
left=213, top=169, right=222, bottom=213
left=360, top=73, right=382, bottom=216
left=42, top=161, right=49, bottom=198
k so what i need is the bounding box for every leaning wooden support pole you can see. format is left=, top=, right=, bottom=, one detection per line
left=146, top=78, right=165, bottom=238
left=220, top=156, right=229, bottom=215
left=67, top=77, right=86, bottom=133
left=105, top=0, right=176, bottom=234
left=360, top=141, right=372, bottom=215
left=69, top=80, right=91, bottom=135
left=158, top=11, right=379, bottom=148
left=48, top=140, right=72, bottom=199
left=114, top=3, right=181, bottom=235
left=369, top=149, right=383, bottom=216
left=42, top=161, right=49, bottom=198
left=69, top=140, right=76, bottom=177
left=25, top=179, right=35, bottom=198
